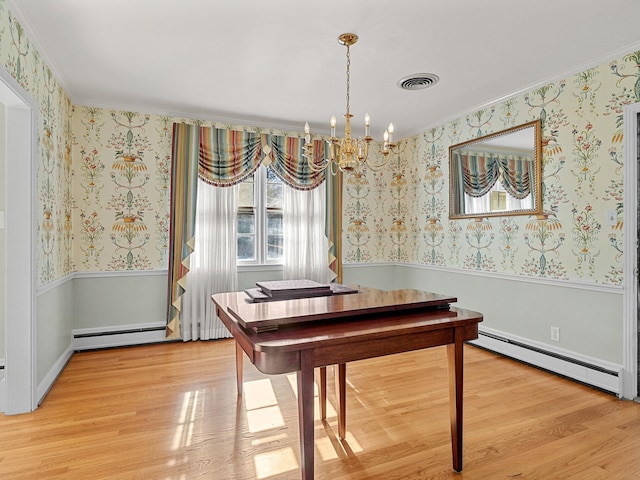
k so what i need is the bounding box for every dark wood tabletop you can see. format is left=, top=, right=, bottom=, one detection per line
left=212, top=287, right=483, bottom=480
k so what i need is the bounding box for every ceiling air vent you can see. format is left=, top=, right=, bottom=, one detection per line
left=397, top=73, right=439, bottom=91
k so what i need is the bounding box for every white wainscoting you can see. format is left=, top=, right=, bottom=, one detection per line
left=24, top=264, right=630, bottom=408
left=36, top=276, right=74, bottom=409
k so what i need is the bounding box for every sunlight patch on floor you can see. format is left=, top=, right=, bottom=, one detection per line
left=239, top=374, right=366, bottom=477
left=244, top=378, right=278, bottom=410
left=246, top=405, right=286, bottom=433
left=171, top=389, right=201, bottom=450
left=254, top=447, right=299, bottom=479
left=244, top=379, right=286, bottom=433
left=315, top=436, right=340, bottom=461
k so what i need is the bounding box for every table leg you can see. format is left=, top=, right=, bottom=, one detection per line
left=335, top=363, right=346, bottom=440
left=235, top=340, right=244, bottom=396
left=297, top=350, right=315, bottom=480
left=319, top=367, right=327, bottom=420
left=447, top=328, right=464, bottom=472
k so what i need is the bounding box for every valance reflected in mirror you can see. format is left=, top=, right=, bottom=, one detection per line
left=449, top=119, right=542, bottom=219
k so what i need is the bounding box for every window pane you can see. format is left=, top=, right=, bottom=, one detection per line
left=267, top=212, right=283, bottom=260
left=238, top=180, right=254, bottom=208
left=267, top=212, right=282, bottom=235
left=237, top=235, right=255, bottom=260
left=237, top=212, right=255, bottom=234
left=238, top=211, right=255, bottom=260
left=267, top=234, right=283, bottom=260
left=266, top=167, right=282, bottom=209
left=266, top=183, right=283, bottom=209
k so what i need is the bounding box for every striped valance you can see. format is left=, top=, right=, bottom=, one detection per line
left=456, top=151, right=533, bottom=199
left=264, top=135, right=326, bottom=190
left=192, top=124, right=326, bottom=190
left=199, top=128, right=263, bottom=187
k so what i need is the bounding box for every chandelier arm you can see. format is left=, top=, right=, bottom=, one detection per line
left=306, top=152, right=331, bottom=173
left=364, top=146, right=403, bottom=171
left=364, top=157, right=391, bottom=171
left=304, top=143, right=327, bottom=173
left=332, top=160, right=340, bottom=176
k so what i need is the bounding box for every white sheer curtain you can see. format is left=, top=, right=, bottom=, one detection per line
left=283, top=184, right=330, bottom=283
left=182, top=179, right=238, bottom=341
left=464, top=180, right=532, bottom=214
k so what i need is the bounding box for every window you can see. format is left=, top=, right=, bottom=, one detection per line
left=237, top=165, right=283, bottom=263
left=464, top=177, right=532, bottom=214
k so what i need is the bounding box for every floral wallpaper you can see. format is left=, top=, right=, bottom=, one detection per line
left=71, top=110, right=311, bottom=273
left=74, top=110, right=171, bottom=271
left=342, top=51, right=640, bottom=286
left=0, top=0, right=638, bottom=289
left=0, top=1, right=74, bottom=287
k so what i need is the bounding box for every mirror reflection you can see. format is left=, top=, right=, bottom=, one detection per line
left=449, top=119, right=542, bottom=219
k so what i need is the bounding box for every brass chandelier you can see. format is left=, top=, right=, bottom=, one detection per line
left=304, top=33, right=397, bottom=175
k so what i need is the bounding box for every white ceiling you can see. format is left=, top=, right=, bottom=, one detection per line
left=7, top=0, right=640, bottom=139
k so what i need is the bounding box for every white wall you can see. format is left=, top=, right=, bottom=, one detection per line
left=0, top=101, right=4, bottom=412
left=72, top=272, right=168, bottom=330
left=71, top=268, right=284, bottom=331
left=36, top=281, right=73, bottom=403
left=390, top=264, right=623, bottom=365
left=70, top=264, right=623, bottom=366
left=0, top=102, right=5, bottom=362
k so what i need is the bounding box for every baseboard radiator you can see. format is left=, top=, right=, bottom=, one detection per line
left=471, top=329, right=622, bottom=396
left=70, top=324, right=622, bottom=395
left=73, top=322, right=171, bottom=351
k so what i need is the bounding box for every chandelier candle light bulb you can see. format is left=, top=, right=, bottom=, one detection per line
left=304, top=122, right=311, bottom=143
left=304, top=33, right=398, bottom=175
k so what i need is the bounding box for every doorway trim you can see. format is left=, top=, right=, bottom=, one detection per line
left=0, top=65, right=37, bottom=414
left=622, top=102, right=639, bottom=400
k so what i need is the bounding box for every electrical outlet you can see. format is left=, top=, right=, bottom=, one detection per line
left=550, top=326, right=560, bottom=342
left=606, top=210, right=617, bottom=226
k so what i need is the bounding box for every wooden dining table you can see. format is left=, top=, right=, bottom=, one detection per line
left=212, top=287, right=483, bottom=480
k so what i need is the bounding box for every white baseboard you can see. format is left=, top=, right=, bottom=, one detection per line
left=72, top=322, right=171, bottom=351
left=37, top=346, right=73, bottom=406
left=0, top=369, right=5, bottom=413
left=471, top=327, right=622, bottom=395
left=30, top=324, right=170, bottom=407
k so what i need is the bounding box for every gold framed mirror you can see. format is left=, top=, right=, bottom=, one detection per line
left=449, top=119, right=542, bottom=219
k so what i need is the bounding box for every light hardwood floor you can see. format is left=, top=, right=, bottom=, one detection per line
left=0, top=340, right=638, bottom=479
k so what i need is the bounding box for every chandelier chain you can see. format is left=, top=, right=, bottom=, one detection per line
left=345, top=44, right=351, bottom=116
